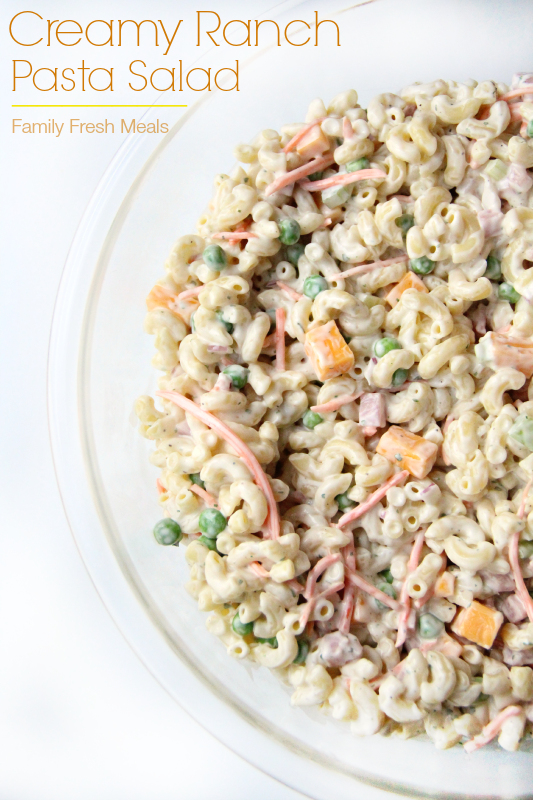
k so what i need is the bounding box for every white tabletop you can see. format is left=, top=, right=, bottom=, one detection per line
left=0, top=0, right=309, bottom=796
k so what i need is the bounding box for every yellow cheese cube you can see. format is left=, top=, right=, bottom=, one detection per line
left=451, top=600, right=503, bottom=649
left=385, top=271, right=428, bottom=306
left=304, top=320, right=354, bottom=382
left=296, top=124, right=330, bottom=159
left=376, top=426, right=438, bottom=479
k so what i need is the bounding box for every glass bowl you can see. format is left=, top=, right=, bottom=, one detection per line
left=48, top=1, right=533, bottom=796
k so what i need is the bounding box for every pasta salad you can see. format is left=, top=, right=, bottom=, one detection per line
left=136, top=74, right=533, bottom=752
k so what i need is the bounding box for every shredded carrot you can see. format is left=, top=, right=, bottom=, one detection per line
left=287, top=578, right=304, bottom=595
left=509, top=529, right=533, bottom=624
left=521, top=121, right=529, bottom=138
left=211, top=231, right=258, bottom=241
left=276, top=281, right=303, bottom=301
left=342, top=116, right=354, bottom=140
left=321, top=216, right=333, bottom=227
left=327, top=254, right=409, bottom=281
left=346, top=571, right=401, bottom=611
left=310, top=393, right=361, bottom=413
left=389, top=195, right=414, bottom=203
left=249, top=561, right=270, bottom=579
left=275, top=307, right=286, bottom=371
left=156, top=391, right=281, bottom=539
left=362, top=427, right=377, bottom=437
left=176, top=285, right=204, bottom=302
left=499, top=87, right=533, bottom=101
left=299, top=582, right=345, bottom=628
left=509, top=106, right=524, bottom=122
left=264, top=154, right=335, bottom=197
left=337, top=470, right=409, bottom=529
left=464, top=705, right=523, bottom=753
left=261, top=333, right=276, bottom=349
left=283, top=117, right=326, bottom=153
left=518, top=479, right=533, bottom=519
left=304, top=553, right=342, bottom=600
left=189, top=483, right=217, bottom=507
left=396, top=531, right=425, bottom=648
left=156, top=478, right=167, bottom=495
left=299, top=168, right=387, bottom=192
left=338, top=534, right=356, bottom=633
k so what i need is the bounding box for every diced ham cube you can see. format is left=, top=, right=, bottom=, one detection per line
left=309, top=631, right=362, bottom=668
left=376, top=426, right=438, bottom=479
left=500, top=593, right=527, bottom=624
left=451, top=600, right=504, bottom=649
left=359, top=393, right=386, bottom=430
left=502, top=646, right=533, bottom=666
left=304, top=320, right=355, bottom=382
left=475, top=332, right=533, bottom=378
left=478, top=209, right=504, bottom=237
left=481, top=571, right=516, bottom=594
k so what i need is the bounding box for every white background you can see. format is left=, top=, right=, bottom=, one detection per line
left=0, top=1, right=311, bottom=797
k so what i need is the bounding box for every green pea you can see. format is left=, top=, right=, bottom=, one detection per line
left=484, top=253, right=502, bottom=280
left=379, top=568, right=394, bottom=584
left=198, top=535, right=218, bottom=551
left=518, top=540, right=533, bottom=559
left=232, top=612, right=254, bottom=637
left=279, top=219, right=301, bottom=246
left=216, top=310, right=234, bottom=333
left=346, top=157, right=370, bottom=172
left=375, top=583, right=397, bottom=610
left=302, top=409, right=323, bottom=429
left=395, top=214, right=415, bottom=237
left=303, top=275, right=328, bottom=299
left=153, top=519, right=182, bottom=546
left=392, top=368, right=409, bottom=387
left=223, top=364, right=249, bottom=389
left=509, top=414, right=533, bottom=451
left=203, top=244, right=227, bottom=270
left=308, top=171, right=324, bottom=181
left=499, top=282, right=521, bottom=304
left=190, top=473, right=205, bottom=489
left=198, top=508, right=227, bottom=538
left=410, top=256, right=435, bottom=275
left=255, top=636, right=278, bottom=648
left=293, top=639, right=309, bottom=664
left=286, top=243, right=305, bottom=267
left=335, top=492, right=354, bottom=511
left=418, top=613, right=444, bottom=639
left=374, top=337, right=401, bottom=358
left=527, top=119, right=533, bottom=138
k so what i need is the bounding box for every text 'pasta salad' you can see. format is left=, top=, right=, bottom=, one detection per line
left=136, top=74, right=533, bottom=752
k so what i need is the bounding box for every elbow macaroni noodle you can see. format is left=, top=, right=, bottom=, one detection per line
left=138, top=74, right=533, bottom=752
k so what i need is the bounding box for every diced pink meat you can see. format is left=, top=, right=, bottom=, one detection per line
left=502, top=646, right=533, bottom=666
left=311, top=631, right=362, bottom=668
left=471, top=305, right=487, bottom=336
left=506, top=164, right=533, bottom=194
left=481, top=571, right=516, bottom=594
left=359, top=393, right=386, bottom=430
left=500, top=593, right=527, bottom=623
left=478, top=209, right=504, bottom=237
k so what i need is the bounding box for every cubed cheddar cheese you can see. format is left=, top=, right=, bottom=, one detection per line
left=451, top=600, right=503, bottom=649
left=376, top=426, right=438, bottom=479
left=475, top=331, right=533, bottom=378
left=146, top=284, right=176, bottom=311
left=385, top=271, right=428, bottom=306
left=304, top=320, right=354, bottom=382
left=434, top=571, right=455, bottom=598
left=296, top=124, right=330, bottom=159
